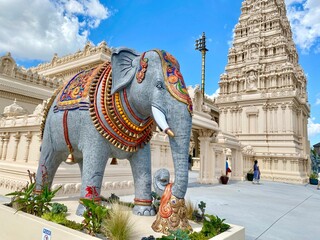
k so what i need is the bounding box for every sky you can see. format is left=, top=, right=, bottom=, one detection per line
left=0, top=0, right=319, bottom=146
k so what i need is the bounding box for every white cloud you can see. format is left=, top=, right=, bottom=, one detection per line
left=308, top=117, right=320, bottom=137
left=316, top=99, right=320, bottom=105
left=206, top=88, right=220, bottom=100
left=286, top=0, right=320, bottom=52
left=0, top=0, right=109, bottom=61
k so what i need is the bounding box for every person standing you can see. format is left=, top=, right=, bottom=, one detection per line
left=317, top=172, right=320, bottom=190
left=253, top=160, right=261, bottom=184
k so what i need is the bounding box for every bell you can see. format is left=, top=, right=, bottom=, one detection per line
left=65, top=153, right=76, bottom=164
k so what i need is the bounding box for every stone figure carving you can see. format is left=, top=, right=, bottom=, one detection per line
left=247, top=71, right=257, bottom=90
left=250, top=44, right=259, bottom=60
left=35, top=48, right=193, bottom=230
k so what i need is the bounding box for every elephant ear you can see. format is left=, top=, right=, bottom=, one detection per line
left=111, top=47, right=141, bottom=94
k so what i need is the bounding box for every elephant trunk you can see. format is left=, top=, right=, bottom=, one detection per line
left=169, top=132, right=191, bottom=199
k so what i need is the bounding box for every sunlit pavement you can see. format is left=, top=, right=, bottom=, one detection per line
left=183, top=171, right=320, bottom=240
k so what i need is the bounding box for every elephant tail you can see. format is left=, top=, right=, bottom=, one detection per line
left=40, top=84, right=64, bottom=139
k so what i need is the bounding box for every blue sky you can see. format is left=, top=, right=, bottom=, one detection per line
left=0, top=0, right=319, bottom=145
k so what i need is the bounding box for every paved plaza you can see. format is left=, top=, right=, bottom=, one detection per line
left=183, top=171, right=320, bottom=240
left=1, top=170, right=319, bottom=240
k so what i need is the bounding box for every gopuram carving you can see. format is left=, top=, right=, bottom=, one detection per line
left=215, top=0, right=310, bottom=183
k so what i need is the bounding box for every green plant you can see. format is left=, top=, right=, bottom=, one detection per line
left=157, top=229, right=190, bottom=240
left=201, top=214, right=230, bottom=238
left=41, top=211, right=83, bottom=231
left=51, top=202, right=68, bottom=214
left=192, top=201, right=206, bottom=222
left=103, top=203, right=134, bottom=240
left=188, top=231, right=207, bottom=240
left=64, top=220, right=83, bottom=231
left=6, top=183, right=61, bottom=217
left=82, top=198, right=108, bottom=236
left=309, top=172, right=318, bottom=179
left=42, top=212, right=67, bottom=224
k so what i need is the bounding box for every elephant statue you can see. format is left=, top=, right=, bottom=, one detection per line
left=35, top=47, right=193, bottom=222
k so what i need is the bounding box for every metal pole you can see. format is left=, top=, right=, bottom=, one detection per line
left=201, top=49, right=206, bottom=99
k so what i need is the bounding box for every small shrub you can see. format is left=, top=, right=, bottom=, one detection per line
left=103, top=203, right=134, bottom=240
left=192, top=201, right=206, bottom=222
left=82, top=199, right=108, bottom=236
left=201, top=214, right=230, bottom=238
left=157, top=229, right=190, bottom=240
left=6, top=183, right=61, bottom=217
left=189, top=231, right=207, bottom=240
left=310, top=172, right=318, bottom=179
left=51, top=202, right=67, bottom=214
left=41, top=211, right=83, bottom=231
left=42, top=212, right=67, bottom=225
left=64, top=220, right=83, bottom=231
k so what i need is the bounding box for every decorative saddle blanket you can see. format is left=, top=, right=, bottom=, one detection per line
left=54, top=66, right=102, bottom=112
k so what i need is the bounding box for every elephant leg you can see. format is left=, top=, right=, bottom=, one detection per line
left=76, top=148, right=108, bottom=216
left=35, top=147, right=63, bottom=192
left=129, top=144, right=155, bottom=216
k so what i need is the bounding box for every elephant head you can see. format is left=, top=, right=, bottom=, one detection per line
left=153, top=168, right=170, bottom=197
left=111, top=47, right=193, bottom=199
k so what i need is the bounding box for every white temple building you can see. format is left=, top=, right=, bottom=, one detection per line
left=0, top=0, right=310, bottom=196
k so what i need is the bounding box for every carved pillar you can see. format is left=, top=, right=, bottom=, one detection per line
left=0, top=134, right=4, bottom=160
left=12, top=132, right=21, bottom=161
left=1, top=133, right=10, bottom=161
left=238, top=107, right=243, bottom=133
left=24, top=132, right=33, bottom=162
left=197, top=129, right=216, bottom=184
left=262, top=104, right=267, bottom=133
left=230, top=108, right=235, bottom=134
left=273, top=105, right=278, bottom=133
left=223, top=109, right=228, bottom=131
left=269, top=106, right=274, bottom=133
left=281, top=104, right=286, bottom=132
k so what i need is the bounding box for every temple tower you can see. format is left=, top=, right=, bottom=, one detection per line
left=215, top=0, right=310, bottom=183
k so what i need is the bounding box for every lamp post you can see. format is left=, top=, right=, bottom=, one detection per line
left=195, top=32, right=208, bottom=99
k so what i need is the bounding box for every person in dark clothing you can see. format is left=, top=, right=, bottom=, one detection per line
left=253, top=160, right=261, bottom=184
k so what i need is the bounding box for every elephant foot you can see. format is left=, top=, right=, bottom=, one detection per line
left=133, top=205, right=156, bottom=216
left=151, top=184, right=192, bottom=235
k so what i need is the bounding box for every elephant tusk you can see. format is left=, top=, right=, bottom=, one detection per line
left=165, top=128, right=175, bottom=137
left=152, top=106, right=175, bottom=137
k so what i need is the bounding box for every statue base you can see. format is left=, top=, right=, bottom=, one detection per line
left=151, top=185, right=192, bottom=235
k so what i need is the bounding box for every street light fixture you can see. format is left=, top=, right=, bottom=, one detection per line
left=195, top=32, right=208, bottom=99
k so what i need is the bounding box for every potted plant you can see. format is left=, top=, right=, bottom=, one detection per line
left=247, top=169, right=254, bottom=181
left=220, top=170, right=229, bottom=184
left=309, top=172, right=319, bottom=185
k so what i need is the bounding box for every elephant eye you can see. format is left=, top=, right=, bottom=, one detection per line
left=156, top=81, right=164, bottom=90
